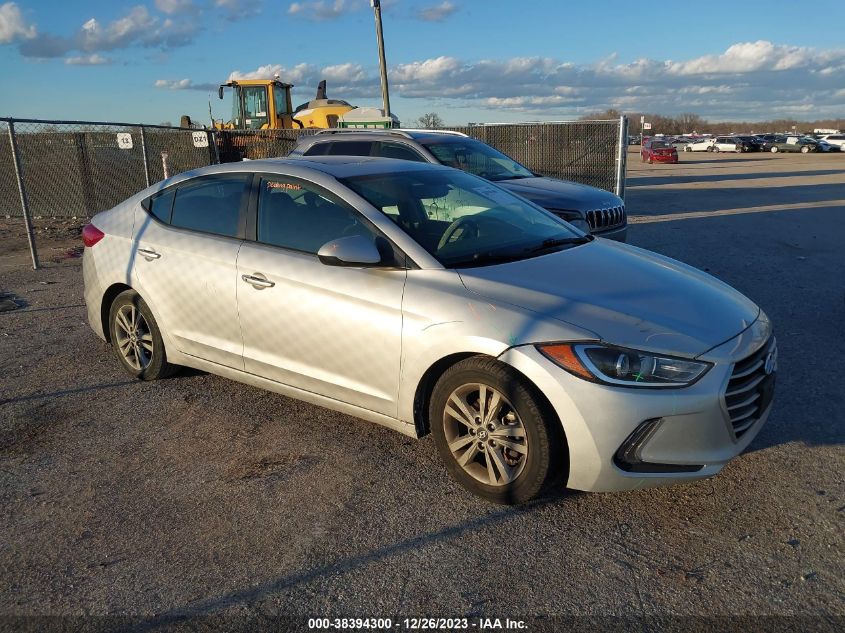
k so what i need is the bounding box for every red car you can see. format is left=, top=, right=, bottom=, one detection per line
left=641, top=138, right=679, bottom=164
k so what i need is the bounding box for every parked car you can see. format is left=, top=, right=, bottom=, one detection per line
left=82, top=158, right=776, bottom=503
left=819, top=133, right=845, bottom=150
left=734, top=136, right=764, bottom=151
left=640, top=138, right=679, bottom=163
left=711, top=136, right=745, bottom=153
left=764, top=137, right=820, bottom=153
left=811, top=138, right=840, bottom=152
left=755, top=134, right=780, bottom=144
left=684, top=138, right=715, bottom=152
left=291, top=130, right=627, bottom=241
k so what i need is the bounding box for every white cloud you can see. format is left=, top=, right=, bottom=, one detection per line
left=668, top=41, right=819, bottom=75
left=392, top=56, right=461, bottom=82
left=18, top=4, right=199, bottom=58
left=417, top=1, right=457, bottom=22
left=186, top=41, right=845, bottom=121
left=213, top=0, right=260, bottom=19
left=288, top=0, right=355, bottom=21
left=65, top=53, right=109, bottom=65
left=228, top=62, right=315, bottom=83
left=321, top=62, right=366, bottom=83
left=154, top=78, right=217, bottom=90
left=154, top=0, right=198, bottom=15
left=0, top=2, right=35, bottom=44
left=155, top=78, right=191, bottom=89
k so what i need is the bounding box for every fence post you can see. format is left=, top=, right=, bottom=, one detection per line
left=140, top=126, right=151, bottom=187
left=7, top=120, right=40, bottom=270
left=73, top=132, right=97, bottom=216
left=209, top=130, right=221, bottom=165
left=615, top=115, right=629, bottom=200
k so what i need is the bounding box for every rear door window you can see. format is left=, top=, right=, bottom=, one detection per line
left=170, top=175, right=250, bottom=238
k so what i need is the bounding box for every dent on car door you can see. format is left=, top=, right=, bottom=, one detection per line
left=133, top=173, right=251, bottom=369
left=236, top=175, right=407, bottom=417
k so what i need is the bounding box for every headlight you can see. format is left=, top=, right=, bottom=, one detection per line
left=537, top=343, right=711, bottom=388
left=549, top=210, right=591, bottom=234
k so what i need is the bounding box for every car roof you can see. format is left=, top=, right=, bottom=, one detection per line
left=174, top=156, right=454, bottom=180
left=298, top=129, right=475, bottom=145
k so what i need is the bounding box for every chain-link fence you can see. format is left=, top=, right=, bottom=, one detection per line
left=216, top=128, right=317, bottom=163
left=0, top=119, right=216, bottom=220
left=1, top=116, right=627, bottom=269
left=449, top=119, right=628, bottom=195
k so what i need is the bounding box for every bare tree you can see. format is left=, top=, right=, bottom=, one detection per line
left=414, top=112, right=444, bottom=129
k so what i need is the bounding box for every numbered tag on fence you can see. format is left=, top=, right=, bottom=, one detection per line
left=191, top=131, right=209, bottom=148
left=116, top=133, right=133, bottom=149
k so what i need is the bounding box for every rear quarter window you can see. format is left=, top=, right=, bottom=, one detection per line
left=326, top=141, right=374, bottom=156
left=302, top=143, right=330, bottom=156
left=144, top=188, right=175, bottom=224
left=169, top=175, right=250, bottom=238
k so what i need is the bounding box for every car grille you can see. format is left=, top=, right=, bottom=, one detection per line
left=586, top=206, right=626, bottom=231
left=724, top=336, right=777, bottom=438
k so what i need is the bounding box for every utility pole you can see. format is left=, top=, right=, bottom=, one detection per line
left=371, top=0, right=391, bottom=118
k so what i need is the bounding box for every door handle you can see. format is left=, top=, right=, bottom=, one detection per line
left=137, top=248, right=161, bottom=261
left=241, top=273, right=275, bottom=289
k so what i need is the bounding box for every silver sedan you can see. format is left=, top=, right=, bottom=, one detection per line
left=82, top=157, right=776, bottom=503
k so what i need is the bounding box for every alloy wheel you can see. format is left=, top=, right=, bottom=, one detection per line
left=114, top=304, right=153, bottom=371
left=443, top=383, right=529, bottom=486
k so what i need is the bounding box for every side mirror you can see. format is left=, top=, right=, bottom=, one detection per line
left=218, top=86, right=224, bottom=100
left=317, top=235, right=382, bottom=267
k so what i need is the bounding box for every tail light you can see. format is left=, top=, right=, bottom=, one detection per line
left=82, top=223, right=105, bottom=248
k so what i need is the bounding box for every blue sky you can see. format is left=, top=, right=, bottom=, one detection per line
left=1, top=0, right=844, bottom=125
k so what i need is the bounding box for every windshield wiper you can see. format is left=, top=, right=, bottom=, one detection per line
left=527, top=235, right=594, bottom=253
left=449, top=251, right=529, bottom=268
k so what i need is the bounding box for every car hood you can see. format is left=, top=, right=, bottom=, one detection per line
left=457, top=240, right=759, bottom=358
left=496, top=177, right=622, bottom=212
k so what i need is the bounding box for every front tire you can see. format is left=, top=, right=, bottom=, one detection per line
left=430, top=357, right=563, bottom=504
left=108, top=290, right=177, bottom=380
left=801, top=145, right=810, bottom=153
left=771, top=146, right=779, bottom=153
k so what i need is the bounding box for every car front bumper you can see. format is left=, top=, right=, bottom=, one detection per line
left=499, top=332, right=774, bottom=492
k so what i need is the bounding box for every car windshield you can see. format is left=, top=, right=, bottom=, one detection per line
left=340, top=169, right=587, bottom=268
left=419, top=138, right=535, bottom=181
left=650, top=141, right=670, bottom=149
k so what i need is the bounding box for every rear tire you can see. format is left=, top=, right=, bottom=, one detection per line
left=801, top=145, right=810, bottom=153
left=430, top=356, right=564, bottom=504
left=108, top=290, right=177, bottom=380
left=771, top=146, right=779, bottom=153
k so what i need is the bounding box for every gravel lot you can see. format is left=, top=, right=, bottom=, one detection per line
left=1, top=151, right=843, bottom=631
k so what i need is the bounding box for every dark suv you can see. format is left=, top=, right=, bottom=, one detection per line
left=290, top=130, right=627, bottom=241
